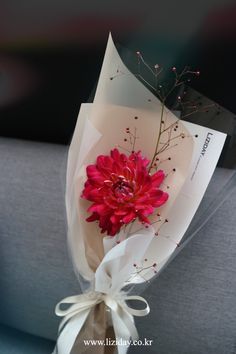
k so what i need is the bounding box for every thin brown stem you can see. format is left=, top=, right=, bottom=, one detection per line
left=148, top=102, right=165, bottom=172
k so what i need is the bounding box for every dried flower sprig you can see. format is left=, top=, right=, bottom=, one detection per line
left=132, top=51, right=214, bottom=171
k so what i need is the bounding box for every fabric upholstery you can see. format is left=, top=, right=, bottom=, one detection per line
left=133, top=170, right=236, bottom=354
left=0, top=324, right=54, bottom=354
left=0, top=138, right=79, bottom=341
left=0, top=137, right=236, bottom=354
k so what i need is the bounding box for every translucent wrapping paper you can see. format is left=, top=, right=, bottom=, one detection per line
left=53, top=34, right=226, bottom=354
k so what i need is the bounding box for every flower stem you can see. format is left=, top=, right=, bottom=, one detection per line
left=148, top=101, right=165, bottom=172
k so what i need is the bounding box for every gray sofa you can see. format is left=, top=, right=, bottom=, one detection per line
left=0, top=137, right=236, bottom=354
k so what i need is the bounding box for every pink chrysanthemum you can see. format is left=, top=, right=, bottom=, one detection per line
left=81, top=148, right=169, bottom=236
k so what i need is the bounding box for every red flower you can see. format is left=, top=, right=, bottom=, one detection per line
left=81, top=149, right=168, bottom=236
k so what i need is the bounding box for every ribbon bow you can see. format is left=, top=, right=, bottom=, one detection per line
left=53, top=291, right=150, bottom=354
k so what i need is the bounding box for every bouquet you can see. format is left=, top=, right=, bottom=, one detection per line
left=53, top=34, right=226, bottom=354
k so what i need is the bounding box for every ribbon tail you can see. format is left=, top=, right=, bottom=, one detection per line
left=55, top=308, right=91, bottom=354
left=111, top=307, right=139, bottom=354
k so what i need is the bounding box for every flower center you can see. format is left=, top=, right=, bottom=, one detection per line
left=112, top=176, right=134, bottom=200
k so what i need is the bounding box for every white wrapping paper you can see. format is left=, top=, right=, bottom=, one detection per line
left=54, top=34, right=226, bottom=354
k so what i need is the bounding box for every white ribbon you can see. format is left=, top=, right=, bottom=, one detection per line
left=53, top=290, right=150, bottom=354
left=53, top=230, right=155, bottom=354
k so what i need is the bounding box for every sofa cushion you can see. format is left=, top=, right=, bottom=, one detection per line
left=0, top=138, right=79, bottom=341
left=0, top=137, right=236, bottom=353
left=134, top=168, right=236, bottom=354
left=0, top=324, right=54, bottom=354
